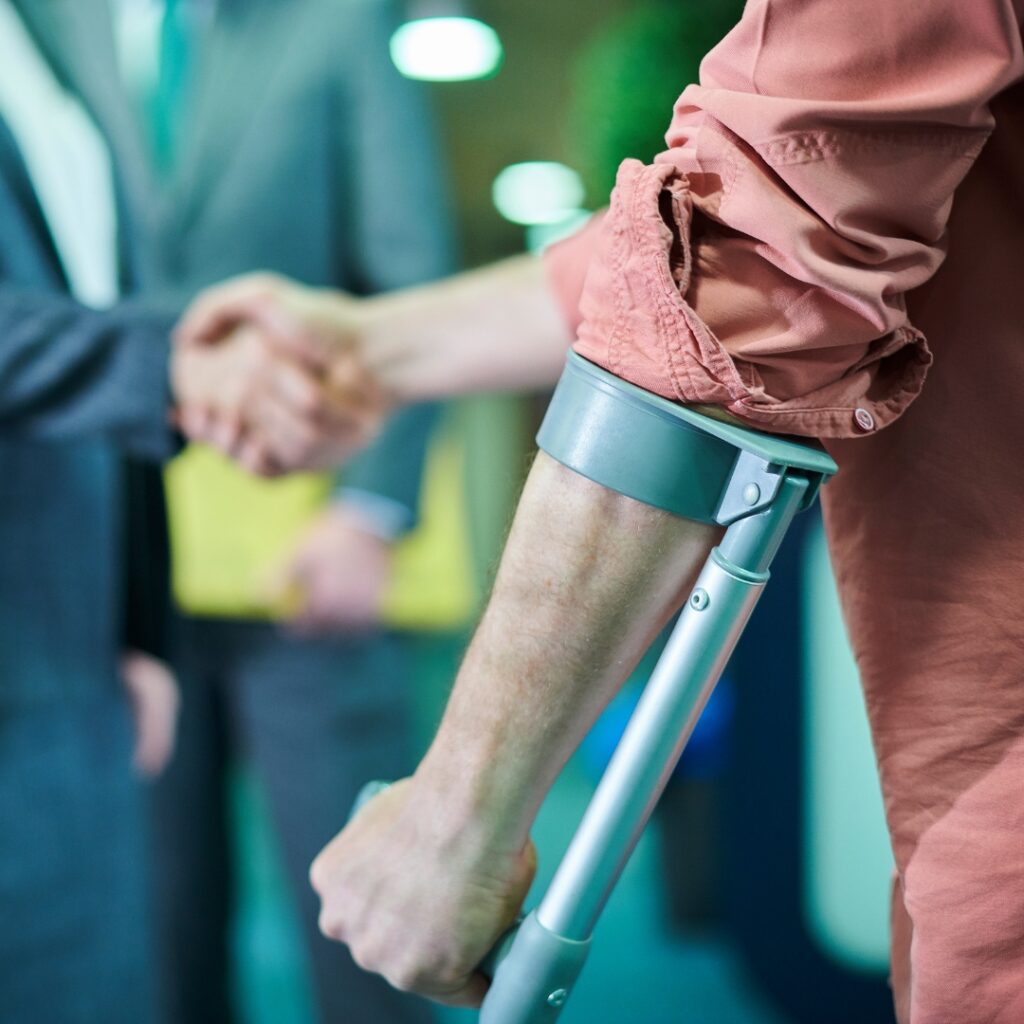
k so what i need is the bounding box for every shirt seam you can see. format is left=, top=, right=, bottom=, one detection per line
left=757, top=128, right=990, bottom=167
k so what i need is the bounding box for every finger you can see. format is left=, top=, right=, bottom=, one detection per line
left=122, top=655, right=180, bottom=778
left=250, top=391, right=323, bottom=469
left=423, top=972, right=490, bottom=1009
left=208, top=409, right=245, bottom=453
left=324, top=352, right=394, bottom=420
left=286, top=585, right=341, bottom=635
left=176, top=404, right=213, bottom=440
left=236, top=434, right=286, bottom=477
left=134, top=688, right=176, bottom=777
left=264, top=368, right=378, bottom=466
left=197, top=414, right=260, bottom=468
left=268, top=359, right=329, bottom=419
left=177, top=279, right=328, bottom=371
left=258, top=347, right=380, bottom=440
left=174, top=274, right=285, bottom=346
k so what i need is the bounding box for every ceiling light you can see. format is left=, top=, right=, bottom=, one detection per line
left=390, top=16, right=503, bottom=82
left=492, top=161, right=586, bottom=226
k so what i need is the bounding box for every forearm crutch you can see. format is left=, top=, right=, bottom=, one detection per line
left=356, top=352, right=837, bottom=1023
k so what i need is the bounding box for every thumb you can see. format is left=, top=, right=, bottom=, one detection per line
left=174, top=275, right=278, bottom=345
left=176, top=275, right=327, bottom=369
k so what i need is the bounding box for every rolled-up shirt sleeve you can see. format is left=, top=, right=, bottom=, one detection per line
left=557, top=0, right=1024, bottom=438
left=544, top=211, right=607, bottom=339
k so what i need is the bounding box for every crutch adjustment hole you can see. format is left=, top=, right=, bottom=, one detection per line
left=690, top=588, right=710, bottom=611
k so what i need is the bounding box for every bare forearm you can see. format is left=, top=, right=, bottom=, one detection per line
left=416, top=451, right=720, bottom=852
left=361, top=255, right=571, bottom=403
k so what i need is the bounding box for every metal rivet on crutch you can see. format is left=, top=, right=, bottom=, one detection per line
left=547, top=989, right=568, bottom=1007
left=689, top=588, right=710, bottom=610
left=742, top=482, right=761, bottom=506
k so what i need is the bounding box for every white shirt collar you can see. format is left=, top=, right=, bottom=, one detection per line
left=0, top=0, right=119, bottom=307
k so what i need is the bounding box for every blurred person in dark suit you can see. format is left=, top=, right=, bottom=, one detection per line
left=0, top=1, right=420, bottom=1020
left=103, top=2, right=451, bottom=1022
left=0, top=1, right=325, bottom=1020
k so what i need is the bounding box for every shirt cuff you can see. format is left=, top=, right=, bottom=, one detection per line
left=332, top=488, right=414, bottom=542
left=542, top=210, right=607, bottom=339
left=573, top=160, right=931, bottom=440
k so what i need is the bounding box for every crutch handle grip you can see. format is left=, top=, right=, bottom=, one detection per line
left=479, top=920, right=520, bottom=979
left=479, top=911, right=590, bottom=1023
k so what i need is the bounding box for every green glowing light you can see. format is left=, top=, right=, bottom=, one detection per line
left=492, top=162, right=586, bottom=226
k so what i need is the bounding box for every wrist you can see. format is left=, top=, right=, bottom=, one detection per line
left=330, top=490, right=411, bottom=542
left=413, top=742, right=534, bottom=856
left=357, top=293, right=427, bottom=405
left=414, top=644, right=551, bottom=854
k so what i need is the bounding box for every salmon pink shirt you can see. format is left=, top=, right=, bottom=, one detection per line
left=547, top=2, right=1024, bottom=1021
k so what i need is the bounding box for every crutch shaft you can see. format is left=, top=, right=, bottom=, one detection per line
left=481, top=475, right=807, bottom=1021
left=537, top=548, right=765, bottom=939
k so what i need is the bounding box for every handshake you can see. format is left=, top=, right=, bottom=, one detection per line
left=171, top=274, right=390, bottom=476
left=171, top=254, right=567, bottom=475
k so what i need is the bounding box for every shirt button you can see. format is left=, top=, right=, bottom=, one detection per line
left=854, top=407, right=875, bottom=432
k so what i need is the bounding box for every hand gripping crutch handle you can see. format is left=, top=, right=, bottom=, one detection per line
left=348, top=786, right=552, bottom=1003
left=349, top=782, right=584, bottom=1023
left=349, top=504, right=810, bottom=1021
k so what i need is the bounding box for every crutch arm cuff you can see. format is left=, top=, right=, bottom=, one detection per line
left=536, top=352, right=838, bottom=525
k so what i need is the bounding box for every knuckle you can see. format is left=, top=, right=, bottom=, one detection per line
left=308, top=863, right=321, bottom=893
left=297, top=386, right=325, bottom=418
left=384, top=950, right=459, bottom=995
left=313, top=901, right=350, bottom=937
left=384, top=964, right=421, bottom=994
left=349, top=941, right=380, bottom=976
left=434, top=952, right=473, bottom=992
left=309, top=854, right=328, bottom=894
left=248, top=271, right=282, bottom=298
left=317, top=906, right=343, bottom=942
left=291, top=426, right=319, bottom=461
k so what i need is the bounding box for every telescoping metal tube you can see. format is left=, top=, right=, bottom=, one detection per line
left=479, top=475, right=808, bottom=1023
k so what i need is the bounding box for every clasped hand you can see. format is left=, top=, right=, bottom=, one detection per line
left=171, top=274, right=388, bottom=475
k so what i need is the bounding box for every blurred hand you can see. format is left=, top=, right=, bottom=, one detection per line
left=176, top=272, right=363, bottom=370
left=121, top=650, right=180, bottom=778
left=171, top=320, right=377, bottom=476
left=311, top=777, right=536, bottom=1006
left=270, top=504, right=394, bottom=633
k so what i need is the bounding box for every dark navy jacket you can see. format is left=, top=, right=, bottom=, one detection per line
left=0, top=116, right=176, bottom=707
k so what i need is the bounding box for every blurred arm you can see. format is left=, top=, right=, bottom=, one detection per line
left=175, top=253, right=573, bottom=415
left=416, top=453, right=719, bottom=845
left=0, top=285, right=177, bottom=458
left=355, top=254, right=572, bottom=403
